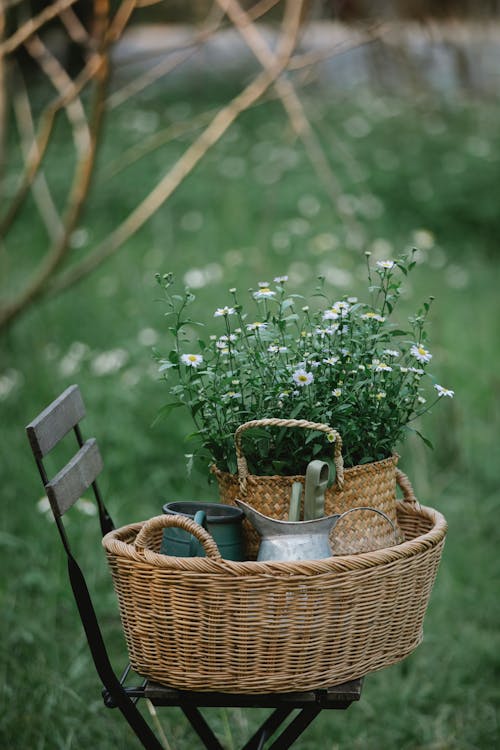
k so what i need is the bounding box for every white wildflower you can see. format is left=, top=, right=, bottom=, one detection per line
left=383, top=349, right=399, bottom=357
left=181, top=353, right=203, bottom=368
left=434, top=384, right=454, bottom=398
left=375, top=362, right=393, bottom=372
left=274, top=275, right=288, bottom=283
left=214, top=306, right=235, bottom=317
left=247, top=321, right=267, bottom=331
left=292, top=369, right=314, bottom=387
left=376, top=259, right=395, bottom=270
left=332, top=388, right=342, bottom=397
left=253, top=286, right=275, bottom=299
left=410, top=344, right=432, bottom=363
left=361, top=312, right=386, bottom=323
left=375, top=391, right=387, bottom=400
left=323, top=356, right=339, bottom=365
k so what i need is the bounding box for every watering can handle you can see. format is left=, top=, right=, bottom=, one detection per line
left=134, top=514, right=222, bottom=560
left=234, top=418, right=344, bottom=493
left=189, top=510, right=207, bottom=556
left=337, top=506, right=399, bottom=544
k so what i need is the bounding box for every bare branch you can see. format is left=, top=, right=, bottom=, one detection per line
left=25, top=34, right=91, bottom=157
left=217, top=0, right=348, bottom=211
left=0, top=0, right=78, bottom=56
left=0, top=0, right=110, bottom=330
left=59, top=6, right=90, bottom=46
left=48, top=0, right=306, bottom=296
left=0, top=52, right=102, bottom=236
left=107, top=0, right=282, bottom=111
left=107, top=4, right=226, bottom=111
left=12, top=66, right=64, bottom=243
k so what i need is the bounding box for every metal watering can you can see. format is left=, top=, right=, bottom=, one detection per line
left=236, top=460, right=396, bottom=562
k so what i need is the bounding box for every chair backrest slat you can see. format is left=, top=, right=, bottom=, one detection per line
left=46, top=438, right=103, bottom=517
left=26, top=384, right=85, bottom=458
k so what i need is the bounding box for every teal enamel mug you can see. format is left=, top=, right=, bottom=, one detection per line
left=161, top=501, right=245, bottom=560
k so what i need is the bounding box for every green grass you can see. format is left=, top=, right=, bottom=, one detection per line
left=1, top=77, right=500, bottom=748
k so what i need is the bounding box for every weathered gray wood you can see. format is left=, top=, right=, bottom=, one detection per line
left=26, top=384, right=85, bottom=458
left=45, top=438, right=103, bottom=516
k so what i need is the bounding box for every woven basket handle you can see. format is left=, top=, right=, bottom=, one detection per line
left=134, top=515, right=222, bottom=560
left=396, top=469, right=418, bottom=505
left=234, top=418, right=344, bottom=493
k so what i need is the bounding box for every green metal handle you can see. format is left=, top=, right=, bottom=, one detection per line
left=189, top=510, right=207, bottom=556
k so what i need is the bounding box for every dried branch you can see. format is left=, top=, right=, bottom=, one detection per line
left=12, top=66, right=64, bottom=243
left=25, top=34, right=91, bottom=157
left=0, top=0, right=78, bottom=56
left=48, top=0, right=305, bottom=296
left=59, top=6, right=90, bottom=46
left=217, top=0, right=350, bottom=216
left=0, top=51, right=102, bottom=236
left=0, top=0, right=110, bottom=330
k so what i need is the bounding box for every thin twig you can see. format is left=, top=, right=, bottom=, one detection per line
left=0, top=0, right=110, bottom=330
left=217, top=0, right=345, bottom=208
left=12, top=65, right=64, bottom=243
left=25, top=33, right=91, bottom=157
left=48, top=0, right=305, bottom=296
left=0, top=0, right=78, bottom=56
left=0, top=51, right=102, bottom=236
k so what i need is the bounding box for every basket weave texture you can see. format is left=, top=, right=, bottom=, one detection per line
left=103, top=475, right=447, bottom=694
left=212, top=418, right=402, bottom=557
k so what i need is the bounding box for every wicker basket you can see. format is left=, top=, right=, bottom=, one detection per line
left=102, top=474, right=447, bottom=694
left=212, top=418, right=402, bottom=557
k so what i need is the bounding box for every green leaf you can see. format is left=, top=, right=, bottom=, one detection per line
left=414, top=429, right=434, bottom=450
left=151, top=402, right=183, bottom=427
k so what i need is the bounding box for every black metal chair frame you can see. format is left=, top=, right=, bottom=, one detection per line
left=26, top=384, right=362, bottom=750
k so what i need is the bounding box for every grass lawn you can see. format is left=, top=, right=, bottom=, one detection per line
left=1, top=75, right=500, bottom=748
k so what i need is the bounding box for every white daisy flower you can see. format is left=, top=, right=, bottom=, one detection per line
left=375, top=391, right=387, bottom=400
left=434, top=384, right=454, bottom=398
left=247, top=321, right=267, bottom=331
left=323, top=356, right=339, bottom=365
left=347, top=296, right=358, bottom=304
left=410, top=344, right=432, bottom=363
left=268, top=345, right=279, bottom=353
left=408, top=367, right=424, bottom=375
left=322, top=309, right=339, bottom=321
left=214, top=306, right=235, bottom=317
left=383, top=349, right=399, bottom=357
left=375, top=362, right=392, bottom=372
left=361, top=312, right=386, bottom=322
left=332, top=388, right=342, bottom=397
left=376, top=259, right=395, bottom=270
left=258, top=281, right=270, bottom=287
left=253, top=287, right=275, bottom=299
left=418, top=396, right=427, bottom=404
left=399, top=366, right=409, bottom=373
left=180, top=353, right=203, bottom=368
left=292, top=369, right=314, bottom=387
left=274, top=275, right=288, bottom=283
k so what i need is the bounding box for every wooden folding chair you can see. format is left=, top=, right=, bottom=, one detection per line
left=26, top=384, right=362, bottom=749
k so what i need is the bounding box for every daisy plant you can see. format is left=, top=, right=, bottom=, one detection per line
left=154, top=253, right=454, bottom=476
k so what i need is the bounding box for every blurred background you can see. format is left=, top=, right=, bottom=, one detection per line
left=1, top=1, right=499, bottom=747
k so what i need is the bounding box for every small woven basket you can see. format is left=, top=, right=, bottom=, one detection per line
left=103, top=473, right=447, bottom=694
left=212, top=418, right=402, bottom=557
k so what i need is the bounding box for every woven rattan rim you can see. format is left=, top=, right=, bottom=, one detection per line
left=103, top=500, right=447, bottom=578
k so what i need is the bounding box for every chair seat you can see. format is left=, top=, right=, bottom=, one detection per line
left=143, top=677, right=363, bottom=709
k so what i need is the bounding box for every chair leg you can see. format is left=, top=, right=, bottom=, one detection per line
left=241, top=707, right=294, bottom=750
left=267, top=706, right=321, bottom=750
left=181, top=705, right=226, bottom=750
